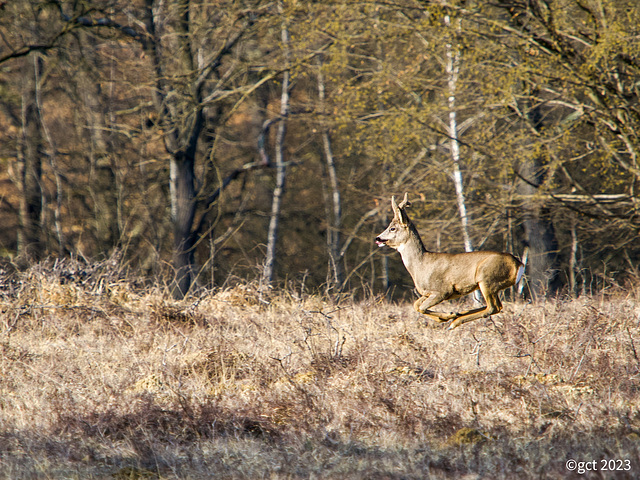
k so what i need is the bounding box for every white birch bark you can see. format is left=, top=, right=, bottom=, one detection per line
left=263, top=2, right=290, bottom=286
left=445, top=14, right=473, bottom=254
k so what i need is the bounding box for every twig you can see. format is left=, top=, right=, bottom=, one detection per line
left=569, top=339, right=590, bottom=382
left=627, top=327, right=640, bottom=370
left=470, top=333, right=483, bottom=367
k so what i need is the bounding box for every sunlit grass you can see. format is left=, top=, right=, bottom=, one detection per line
left=1, top=262, right=639, bottom=478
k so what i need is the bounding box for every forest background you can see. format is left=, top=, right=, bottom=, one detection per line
left=1, top=0, right=639, bottom=299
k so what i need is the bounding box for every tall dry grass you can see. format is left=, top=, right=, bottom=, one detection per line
left=1, top=261, right=639, bottom=479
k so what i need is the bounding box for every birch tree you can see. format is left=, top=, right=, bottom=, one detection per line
left=263, top=1, right=291, bottom=286
left=317, top=57, right=343, bottom=290
left=444, top=12, right=473, bottom=254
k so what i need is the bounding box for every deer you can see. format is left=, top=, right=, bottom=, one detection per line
left=375, top=193, right=524, bottom=330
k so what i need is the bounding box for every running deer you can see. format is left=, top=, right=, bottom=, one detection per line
left=375, top=193, right=524, bottom=329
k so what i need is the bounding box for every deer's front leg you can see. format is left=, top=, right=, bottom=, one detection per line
left=413, top=296, right=429, bottom=313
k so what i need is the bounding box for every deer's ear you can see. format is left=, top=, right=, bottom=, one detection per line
left=391, top=195, right=400, bottom=219
left=398, top=209, right=410, bottom=226
left=392, top=194, right=411, bottom=225
left=391, top=195, right=409, bottom=226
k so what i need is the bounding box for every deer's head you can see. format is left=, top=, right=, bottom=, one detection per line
left=375, top=193, right=413, bottom=250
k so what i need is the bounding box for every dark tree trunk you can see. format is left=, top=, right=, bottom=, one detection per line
left=140, top=0, right=262, bottom=297
left=17, top=55, right=44, bottom=262
left=517, top=158, right=562, bottom=299
left=143, top=0, right=201, bottom=298
left=170, top=153, right=198, bottom=298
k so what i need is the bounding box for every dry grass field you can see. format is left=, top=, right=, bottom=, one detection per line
left=1, top=261, right=640, bottom=479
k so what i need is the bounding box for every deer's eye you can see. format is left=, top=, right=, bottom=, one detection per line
left=390, top=227, right=396, bottom=232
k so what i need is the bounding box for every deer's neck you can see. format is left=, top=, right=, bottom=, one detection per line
left=397, top=227, right=427, bottom=277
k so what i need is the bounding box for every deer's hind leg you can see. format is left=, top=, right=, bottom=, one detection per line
left=447, top=282, right=501, bottom=330
left=414, top=292, right=458, bottom=322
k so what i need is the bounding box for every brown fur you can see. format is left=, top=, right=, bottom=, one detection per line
left=375, top=193, right=524, bottom=329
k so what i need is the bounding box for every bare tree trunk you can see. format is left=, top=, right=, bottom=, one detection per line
left=263, top=2, right=290, bottom=286
left=72, top=41, right=119, bottom=253
left=317, top=57, right=343, bottom=289
left=17, top=55, right=44, bottom=262
left=37, top=66, right=64, bottom=258
left=323, top=131, right=343, bottom=288
left=511, top=98, right=562, bottom=299
left=140, top=0, right=260, bottom=297
left=444, top=14, right=473, bottom=254
left=143, top=0, right=202, bottom=298
left=517, top=157, right=561, bottom=299
left=569, top=215, right=578, bottom=297
left=170, top=153, right=198, bottom=298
